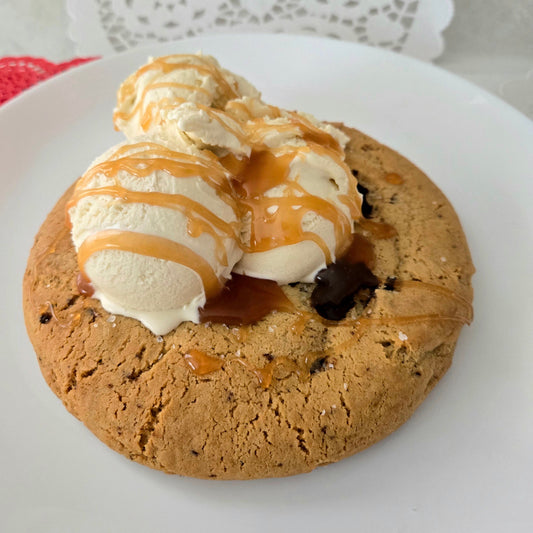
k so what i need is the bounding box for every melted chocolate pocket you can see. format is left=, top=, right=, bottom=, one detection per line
left=311, top=263, right=379, bottom=321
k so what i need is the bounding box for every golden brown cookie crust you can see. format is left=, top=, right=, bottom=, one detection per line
left=23, top=125, right=474, bottom=480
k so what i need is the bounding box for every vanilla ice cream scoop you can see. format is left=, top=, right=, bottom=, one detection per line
left=114, top=54, right=259, bottom=156
left=232, top=110, right=362, bottom=284
left=69, top=54, right=365, bottom=334
left=67, top=138, right=242, bottom=334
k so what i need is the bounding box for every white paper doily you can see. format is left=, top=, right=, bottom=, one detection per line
left=67, top=0, right=453, bottom=61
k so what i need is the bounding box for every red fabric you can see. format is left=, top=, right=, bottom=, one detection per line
left=0, top=56, right=98, bottom=106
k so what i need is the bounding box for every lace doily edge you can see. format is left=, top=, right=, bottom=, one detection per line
left=66, top=0, right=454, bottom=61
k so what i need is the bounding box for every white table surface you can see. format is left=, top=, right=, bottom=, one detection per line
left=0, top=0, right=532, bottom=119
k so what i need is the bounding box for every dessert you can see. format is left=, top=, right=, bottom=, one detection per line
left=23, top=54, right=474, bottom=479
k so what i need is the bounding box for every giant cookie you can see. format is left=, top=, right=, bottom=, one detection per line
left=23, top=125, right=474, bottom=479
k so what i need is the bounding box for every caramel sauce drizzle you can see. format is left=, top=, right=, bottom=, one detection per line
left=30, top=225, right=70, bottom=273
left=76, top=272, right=94, bottom=296
left=340, top=233, right=376, bottom=269
left=114, top=54, right=239, bottom=131
left=395, top=280, right=474, bottom=321
left=40, top=301, right=66, bottom=327
left=137, top=95, right=248, bottom=144
left=290, top=311, right=313, bottom=335
left=225, top=99, right=254, bottom=120
left=178, top=271, right=472, bottom=388
left=230, top=115, right=362, bottom=258
left=199, top=274, right=294, bottom=325
left=237, top=181, right=352, bottom=262
left=39, top=302, right=83, bottom=329
left=72, top=114, right=362, bottom=287
left=357, top=218, right=398, bottom=239
left=104, top=56, right=364, bottom=288
left=68, top=142, right=240, bottom=287
left=225, top=101, right=282, bottom=122
left=77, top=229, right=221, bottom=298
left=233, top=356, right=308, bottom=389
left=184, top=349, right=224, bottom=376
left=117, top=81, right=211, bottom=124
left=337, top=313, right=472, bottom=332
left=68, top=54, right=466, bottom=340
left=384, top=172, right=404, bottom=185
left=78, top=142, right=232, bottom=196
left=184, top=302, right=471, bottom=389
left=68, top=184, right=238, bottom=265
left=245, top=112, right=343, bottom=156
left=184, top=349, right=314, bottom=390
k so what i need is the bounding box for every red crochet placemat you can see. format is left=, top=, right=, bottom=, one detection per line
left=0, top=56, right=98, bottom=106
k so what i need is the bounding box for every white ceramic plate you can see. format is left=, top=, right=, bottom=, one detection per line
left=1, top=34, right=532, bottom=533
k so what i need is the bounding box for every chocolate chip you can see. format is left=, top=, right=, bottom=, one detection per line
left=384, top=277, right=397, bottom=291
left=263, top=353, right=274, bottom=362
left=356, top=183, right=373, bottom=218
left=191, top=450, right=199, bottom=456
left=309, top=357, right=328, bottom=374
left=39, top=312, right=52, bottom=324
left=311, top=263, right=379, bottom=320
left=356, top=182, right=367, bottom=194
left=67, top=295, right=79, bottom=307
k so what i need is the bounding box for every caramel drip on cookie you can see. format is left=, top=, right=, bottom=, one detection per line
left=77, top=230, right=221, bottom=298
left=76, top=272, right=94, bottom=296
left=357, top=218, right=397, bottom=239
left=184, top=351, right=319, bottom=390
left=184, top=350, right=224, bottom=376
left=333, top=313, right=471, bottom=351
left=384, top=172, right=404, bottom=185
left=38, top=301, right=85, bottom=329
left=233, top=356, right=310, bottom=389
left=332, top=312, right=472, bottom=353
left=40, top=302, right=66, bottom=328
left=180, top=308, right=471, bottom=388
left=199, top=274, right=294, bottom=325
left=290, top=311, right=314, bottom=335
left=339, top=233, right=376, bottom=268
left=394, top=280, right=474, bottom=321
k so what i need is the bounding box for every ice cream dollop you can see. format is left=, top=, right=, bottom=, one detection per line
left=228, top=104, right=360, bottom=284
left=69, top=53, right=362, bottom=334
left=114, top=54, right=258, bottom=157
left=67, top=138, right=242, bottom=335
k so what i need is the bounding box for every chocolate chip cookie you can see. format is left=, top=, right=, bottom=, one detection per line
left=23, top=125, right=474, bottom=479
